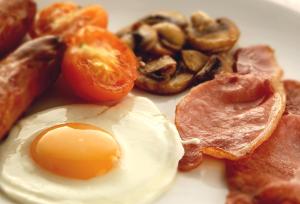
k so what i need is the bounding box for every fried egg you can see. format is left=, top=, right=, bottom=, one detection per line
left=0, top=96, right=184, bottom=204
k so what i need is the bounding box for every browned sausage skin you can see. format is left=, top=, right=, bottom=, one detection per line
left=0, top=36, right=65, bottom=140
left=0, top=0, right=36, bottom=57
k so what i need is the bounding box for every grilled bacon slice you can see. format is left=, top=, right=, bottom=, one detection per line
left=176, top=45, right=285, bottom=171
left=226, top=80, right=300, bottom=204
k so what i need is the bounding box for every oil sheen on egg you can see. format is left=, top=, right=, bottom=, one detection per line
left=0, top=96, right=184, bottom=204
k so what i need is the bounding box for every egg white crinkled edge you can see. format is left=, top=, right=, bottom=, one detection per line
left=0, top=95, right=184, bottom=204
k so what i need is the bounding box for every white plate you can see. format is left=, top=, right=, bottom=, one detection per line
left=1, top=0, right=300, bottom=203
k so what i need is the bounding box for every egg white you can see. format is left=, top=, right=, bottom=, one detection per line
left=0, top=96, right=184, bottom=204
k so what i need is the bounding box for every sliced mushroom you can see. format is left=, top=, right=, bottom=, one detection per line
left=187, top=11, right=240, bottom=53
left=141, top=11, right=188, bottom=28
left=132, top=24, right=158, bottom=52
left=190, top=11, right=216, bottom=32
left=218, top=52, right=234, bottom=73
left=135, top=72, right=194, bottom=95
left=153, top=22, right=185, bottom=51
left=139, top=55, right=177, bottom=81
left=117, top=10, right=239, bottom=95
left=181, top=50, right=209, bottom=72
left=117, top=12, right=187, bottom=56
left=192, top=55, right=224, bottom=84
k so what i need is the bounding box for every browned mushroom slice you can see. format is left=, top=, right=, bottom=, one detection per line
left=153, top=22, right=185, bottom=51
left=117, top=23, right=159, bottom=52
left=139, top=55, right=177, bottom=80
left=187, top=11, right=240, bottom=53
left=140, top=22, right=185, bottom=56
left=117, top=12, right=187, bottom=56
left=135, top=72, right=194, bottom=95
left=141, top=11, right=188, bottom=28
left=181, top=50, right=209, bottom=72
left=218, top=52, right=234, bottom=73
left=192, top=55, right=228, bottom=84
left=132, top=24, right=158, bottom=52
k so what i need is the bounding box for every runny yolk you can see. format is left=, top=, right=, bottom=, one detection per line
left=30, top=123, right=120, bottom=180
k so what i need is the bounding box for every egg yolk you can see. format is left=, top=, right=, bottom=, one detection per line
left=30, top=123, right=120, bottom=180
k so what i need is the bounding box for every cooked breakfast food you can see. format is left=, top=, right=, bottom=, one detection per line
left=30, top=2, right=137, bottom=103
left=117, top=11, right=239, bottom=94
left=62, top=26, right=137, bottom=102
left=0, top=0, right=36, bottom=57
left=175, top=45, right=285, bottom=171
left=186, top=11, right=240, bottom=53
left=0, top=96, right=184, bottom=204
left=0, top=36, right=64, bottom=141
left=0, top=0, right=299, bottom=203
left=285, top=80, right=300, bottom=115
left=30, top=2, right=108, bottom=43
left=226, top=80, right=300, bottom=204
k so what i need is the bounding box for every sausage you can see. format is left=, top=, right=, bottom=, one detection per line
left=0, top=0, right=36, bottom=57
left=0, top=36, right=65, bottom=140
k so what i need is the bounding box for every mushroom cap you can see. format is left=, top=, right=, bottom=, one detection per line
left=133, top=23, right=158, bottom=52
left=181, top=50, right=209, bottom=73
left=187, top=16, right=240, bottom=53
left=135, top=72, right=194, bottom=95
left=153, top=22, right=186, bottom=51
left=139, top=55, right=177, bottom=81
left=117, top=10, right=239, bottom=95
